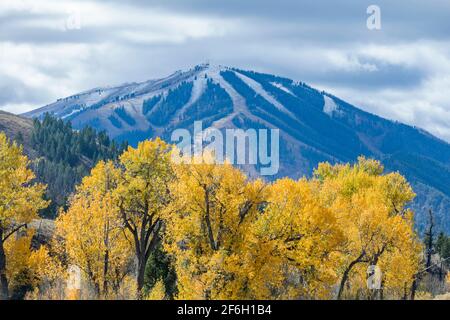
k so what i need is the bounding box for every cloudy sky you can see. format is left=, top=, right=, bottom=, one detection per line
left=1, top=0, right=450, bottom=142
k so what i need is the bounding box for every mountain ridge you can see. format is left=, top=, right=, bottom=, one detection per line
left=21, top=63, right=450, bottom=233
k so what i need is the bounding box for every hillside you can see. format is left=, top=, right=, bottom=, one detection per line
left=0, top=110, right=36, bottom=157
left=0, top=111, right=125, bottom=218
left=21, top=64, right=450, bottom=233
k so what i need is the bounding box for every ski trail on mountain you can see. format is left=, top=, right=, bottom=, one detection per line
left=233, top=71, right=296, bottom=119
left=323, top=95, right=339, bottom=117
left=169, top=75, right=207, bottom=125
left=205, top=67, right=251, bottom=128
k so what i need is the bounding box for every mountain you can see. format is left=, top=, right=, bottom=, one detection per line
left=22, top=64, right=450, bottom=233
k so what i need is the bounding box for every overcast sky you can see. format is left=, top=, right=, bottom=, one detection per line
left=1, top=0, right=450, bottom=142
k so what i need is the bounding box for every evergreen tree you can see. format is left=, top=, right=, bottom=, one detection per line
left=29, top=113, right=126, bottom=218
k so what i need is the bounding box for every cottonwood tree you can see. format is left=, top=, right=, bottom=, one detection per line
left=248, top=178, right=345, bottom=299
left=115, top=139, right=174, bottom=298
left=56, top=161, right=134, bottom=299
left=165, top=154, right=267, bottom=299
left=314, top=157, right=421, bottom=299
left=165, top=155, right=421, bottom=300
left=0, top=133, right=48, bottom=300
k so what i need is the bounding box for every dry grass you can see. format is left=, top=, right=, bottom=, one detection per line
left=0, top=110, right=35, bottom=156
left=434, top=292, right=450, bottom=300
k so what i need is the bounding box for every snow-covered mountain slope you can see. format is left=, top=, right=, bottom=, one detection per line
left=23, top=63, right=450, bottom=233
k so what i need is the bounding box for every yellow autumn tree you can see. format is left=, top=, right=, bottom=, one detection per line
left=314, top=157, right=422, bottom=299
left=25, top=245, right=67, bottom=300
left=115, top=138, right=175, bottom=298
left=165, top=153, right=267, bottom=299
left=56, top=161, right=134, bottom=299
left=3, top=229, right=35, bottom=297
left=247, top=178, right=345, bottom=299
left=0, top=132, right=48, bottom=300
left=165, top=154, right=421, bottom=300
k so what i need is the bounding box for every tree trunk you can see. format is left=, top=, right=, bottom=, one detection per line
left=103, top=249, right=110, bottom=298
left=0, top=236, right=9, bottom=300
left=425, top=209, right=434, bottom=269
left=337, top=251, right=365, bottom=300
left=379, top=279, right=385, bottom=300
left=410, top=277, right=418, bottom=300
left=136, top=224, right=161, bottom=299
left=337, top=265, right=353, bottom=300
left=136, top=254, right=146, bottom=299
left=366, top=246, right=386, bottom=300
left=203, top=187, right=217, bottom=251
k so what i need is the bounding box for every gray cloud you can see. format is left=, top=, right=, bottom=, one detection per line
left=0, top=0, right=449, bottom=142
left=310, top=59, right=427, bottom=90
left=0, top=75, right=49, bottom=104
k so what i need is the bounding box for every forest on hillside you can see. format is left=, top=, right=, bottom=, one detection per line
left=30, top=114, right=127, bottom=218
left=0, top=128, right=450, bottom=300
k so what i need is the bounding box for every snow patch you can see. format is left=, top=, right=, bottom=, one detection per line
left=61, top=107, right=83, bottom=119
left=233, top=71, right=296, bottom=119
left=270, top=82, right=295, bottom=96
left=189, top=75, right=207, bottom=104
left=323, top=95, right=338, bottom=116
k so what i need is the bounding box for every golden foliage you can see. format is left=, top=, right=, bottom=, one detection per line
left=166, top=155, right=421, bottom=300
left=0, top=129, right=424, bottom=300
left=56, top=161, right=133, bottom=299
left=314, top=157, right=422, bottom=299
left=115, top=138, right=174, bottom=297
left=146, top=280, right=166, bottom=300
left=0, top=133, right=48, bottom=229
left=165, top=154, right=268, bottom=299
left=0, top=132, right=48, bottom=299
left=249, top=178, right=345, bottom=299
